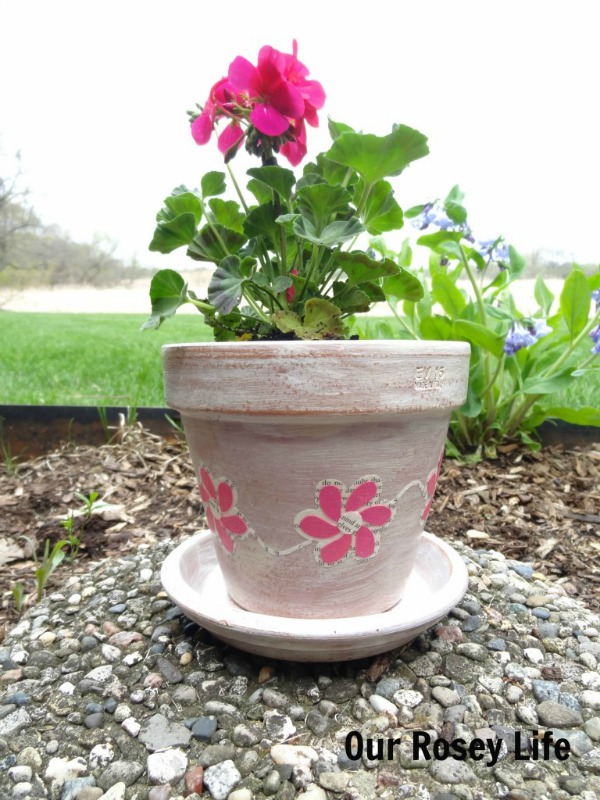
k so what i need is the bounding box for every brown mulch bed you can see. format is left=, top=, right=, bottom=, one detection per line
left=1, top=425, right=599, bottom=636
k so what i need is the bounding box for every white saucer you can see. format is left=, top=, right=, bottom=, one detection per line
left=161, top=530, right=468, bottom=662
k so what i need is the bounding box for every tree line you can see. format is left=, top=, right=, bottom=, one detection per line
left=0, top=154, right=149, bottom=290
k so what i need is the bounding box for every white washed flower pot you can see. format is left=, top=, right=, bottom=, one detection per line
left=162, top=340, right=470, bottom=619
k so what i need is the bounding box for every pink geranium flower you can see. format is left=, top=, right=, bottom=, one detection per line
left=198, top=463, right=251, bottom=554
left=280, top=40, right=326, bottom=128
left=228, top=46, right=305, bottom=137
left=295, top=476, right=395, bottom=565
left=421, top=448, right=445, bottom=522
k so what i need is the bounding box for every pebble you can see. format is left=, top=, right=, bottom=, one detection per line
left=0, top=537, right=598, bottom=800
left=203, top=759, right=242, bottom=800
left=147, top=748, right=188, bottom=784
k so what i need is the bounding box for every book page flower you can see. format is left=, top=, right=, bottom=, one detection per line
left=198, top=464, right=251, bottom=554
left=295, top=476, right=395, bottom=565
left=421, top=448, right=444, bottom=522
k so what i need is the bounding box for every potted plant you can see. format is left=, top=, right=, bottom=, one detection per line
left=146, top=41, right=470, bottom=621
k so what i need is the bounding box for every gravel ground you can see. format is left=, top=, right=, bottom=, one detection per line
left=2, top=535, right=600, bottom=800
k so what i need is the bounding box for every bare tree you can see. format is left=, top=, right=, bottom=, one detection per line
left=0, top=151, right=41, bottom=269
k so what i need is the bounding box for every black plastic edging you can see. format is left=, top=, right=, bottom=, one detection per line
left=0, top=405, right=598, bottom=462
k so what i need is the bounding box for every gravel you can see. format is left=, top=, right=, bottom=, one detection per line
left=1, top=537, right=600, bottom=799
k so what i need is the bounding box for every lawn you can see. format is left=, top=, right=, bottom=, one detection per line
left=1, top=311, right=598, bottom=413
left=0, top=312, right=212, bottom=406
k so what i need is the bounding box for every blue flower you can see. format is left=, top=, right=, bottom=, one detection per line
left=504, top=318, right=551, bottom=355
left=475, top=239, right=509, bottom=264
left=531, top=319, right=552, bottom=339
left=504, top=322, right=537, bottom=355
left=590, top=324, right=600, bottom=344
left=593, top=289, right=600, bottom=311
left=592, top=340, right=600, bottom=355
left=410, top=203, right=437, bottom=230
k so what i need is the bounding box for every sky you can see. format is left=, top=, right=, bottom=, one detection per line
left=0, top=0, right=599, bottom=271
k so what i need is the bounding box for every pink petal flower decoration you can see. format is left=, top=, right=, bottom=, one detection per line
left=198, top=463, right=252, bottom=554
left=421, top=447, right=445, bottom=522
left=295, top=476, right=395, bottom=565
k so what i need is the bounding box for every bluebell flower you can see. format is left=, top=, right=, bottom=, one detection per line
left=475, top=238, right=509, bottom=264
left=593, top=289, right=600, bottom=311
left=493, top=242, right=510, bottom=262
left=504, top=322, right=537, bottom=355
left=504, top=318, right=551, bottom=355
left=592, top=340, right=600, bottom=355
left=410, top=202, right=437, bottom=230
left=531, top=319, right=552, bottom=339
left=590, top=324, right=600, bottom=344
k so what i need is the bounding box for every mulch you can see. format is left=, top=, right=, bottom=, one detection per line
left=1, top=424, right=599, bottom=636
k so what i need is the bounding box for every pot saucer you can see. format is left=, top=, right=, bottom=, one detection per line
left=161, top=530, right=468, bottom=662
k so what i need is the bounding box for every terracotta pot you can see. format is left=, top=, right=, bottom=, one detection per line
left=162, top=340, right=470, bottom=619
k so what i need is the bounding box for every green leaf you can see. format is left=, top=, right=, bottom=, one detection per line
left=247, top=166, right=296, bottom=202
left=149, top=213, right=198, bottom=254
left=292, top=216, right=363, bottom=246
left=246, top=178, right=272, bottom=205
left=431, top=273, right=466, bottom=318
left=142, top=269, right=189, bottom=329
left=452, top=320, right=504, bottom=357
left=201, top=171, right=226, bottom=197
left=272, top=298, right=345, bottom=339
left=296, top=183, right=352, bottom=234
left=443, top=185, right=467, bottom=225
left=458, top=384, right=483, bottom=418
left=149, top=189, right=202, bottom=254
left=187, top=224, right=247, bottom=263
left=383, top=271, right=424, bottom=303
left=208, top=199, right=245, bottom=232
left=272, top=276, right=293, bottom=293
left=334, top=251, right=399, bottom=286
left=507, top=245, right=527, bottom=280
left=560, top=269, right=591, bottom=339
left=359, top=281, right=387, bottom=303
left=328, top=118, right=356, bottom=140
left=417, top=230, right=464, bottom=251
left=207, top=256, right=246, bottom=315
left=158, top=190, right=202, bottom=225
left=534, top=275, right=555, bottom=315
left=522, top=372, right=574, bottom=395
left=243, top=202, right=280, bottom=245
left=331, top=285, right=372, bottom=314
left=542, top=406, right=600, bottom=426
left=420, top=314, right=453, bottom=341
left=362, top=179, right=404, bottom=235
left=325, top=125, right=429, bottom=184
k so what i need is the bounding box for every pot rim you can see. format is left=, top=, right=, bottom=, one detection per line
left=162, top=339, right=471, bottom=358
left=162, top=338, right=471, bottom=417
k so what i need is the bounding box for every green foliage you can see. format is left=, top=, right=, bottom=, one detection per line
left=0, top=312, right=211, bottom=405
left=22, top=536, right=69, bottom=602
left=350, top=191, right=600, bottom=456
left=146, top=122, right=428, bottom=340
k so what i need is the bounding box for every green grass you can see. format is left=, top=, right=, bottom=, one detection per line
left=1, top=311, right=598, bottom=415
left=0, top=312, right=212, bottom=406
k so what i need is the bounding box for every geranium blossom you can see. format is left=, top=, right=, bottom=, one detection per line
left=190, top=41, right=324, bottom=166
left=191, top=78, right=247, bottom=154
left=295, top=476, right=395, bottom=565
left=421, top=449, right=445, bottom=522
left=198, top=463, right=251, bottom=554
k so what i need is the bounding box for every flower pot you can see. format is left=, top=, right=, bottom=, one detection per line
left=162, top=340, right=470, bottom=619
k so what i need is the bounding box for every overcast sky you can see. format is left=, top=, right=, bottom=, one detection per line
left=1, top=0, right=598, bottom=270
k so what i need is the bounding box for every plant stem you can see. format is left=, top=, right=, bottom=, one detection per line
left=387, top=302, right=421, bottom=339
left=226, top=163, right=249, bottom=214
left=458, top=243, right=496, bottom=433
